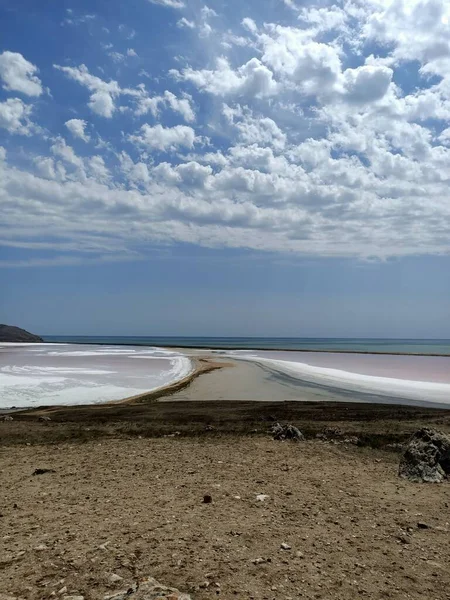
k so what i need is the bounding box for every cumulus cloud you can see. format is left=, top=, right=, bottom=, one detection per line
left=0, top=51, right=43, bottom=96
left=135, top=90, right=195, bottom=122
left=147, top=0, right=184, bottom=8
left=171, top=57, right=277, bottom=97
left=65, top=118, right=90, bottom=142
left=4, top=0, right=450, bottom=263
left=341, top=65, right=393, bottom=104
left=0, top=98, right=34, bottom=135
left=54, top=64, right=121, bottom=117
left=129, top=124, right=198, bottom=151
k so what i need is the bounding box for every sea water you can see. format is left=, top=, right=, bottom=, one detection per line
left=44, top=336, right=450, bottom=355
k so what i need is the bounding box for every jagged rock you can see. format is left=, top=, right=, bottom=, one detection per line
left=271, top=422, right=305, bottom=441
left=104, top=576, right=191, bottom=600
left=399, top=428, right=450, bottom=483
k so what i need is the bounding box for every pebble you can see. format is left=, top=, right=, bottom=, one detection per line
left=203, top=494, right=212, bottom=504
left=417, top=522, right=431, bottom=529
left=280, top=542, right=291, bottom=550
left=256, top=494, right=269, bottom=502
left=33, top=544, right=48, bottom=551
left=109, top=574, right=123, bottom=584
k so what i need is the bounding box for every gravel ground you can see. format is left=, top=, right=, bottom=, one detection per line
left=1, top=436, right=450, bottom=600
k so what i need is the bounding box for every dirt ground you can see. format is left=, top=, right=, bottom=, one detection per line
left=1, top=435, right=450, bottom=600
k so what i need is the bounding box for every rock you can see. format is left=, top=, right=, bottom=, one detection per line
left=38, top=416, right=52, bottom=422
left=32, top=468, right=55, bottom=476
left=251, top=557, right=266, bottom=565
left=256, top=494, right=269, bottom=502
left=105, top=576, right=191, bottom=600
left=417, top=522, right=431, bottom=529
left=33, top=544, right=48, bottom=551
left=62, top=596, right=84, bottom=600
left=280, top=542, right=291, bottom=550
left=109, top=574, right=124, bottom=584
left=202, top=494, right=212, bottom=504
left=1, top=415, right=13, bottom=422
left=399, top=428, right=450, bottom=483
left=0, top=324, right=43, bottom=343
left=271, top=422, right=305, bottom=441
left=398, top=535, right=411, bottom=544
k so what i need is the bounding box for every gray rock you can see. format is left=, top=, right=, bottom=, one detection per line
left=399, top=428, right=450, bottom=483
left=271, top=422, right=305, bottom=441
left=105, top=576, right=191, bottom=600
left=1, top=415, right=13, bottom=422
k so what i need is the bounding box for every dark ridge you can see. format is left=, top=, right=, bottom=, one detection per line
left=0, top=324, right=43, bottom=343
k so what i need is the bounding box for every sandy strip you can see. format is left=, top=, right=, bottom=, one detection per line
left=116, top=357, right=232, bottom=404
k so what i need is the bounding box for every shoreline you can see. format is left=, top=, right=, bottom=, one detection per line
left=34, top=339, right=450, bottom=357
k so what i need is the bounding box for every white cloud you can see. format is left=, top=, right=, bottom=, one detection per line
left=4, top=0, right=450, bottom=263
left=171, top=57, right=277, bottom=97
left=223, top=104, right=286, bottom=150
left=54, top=64, right=121, bottom=118
left=129, top=124, right=198, bottom=151
left=364, top=0, right=450, bottom=77
left=65, top=118, right=90, bottom=142
left=0, top=98, right=34, bottom=135
left=0, top=51, right=43, bottom=96
left=177, top=17, right=195, bottom=29
left=341, top=65, right=393, bottom=104
left=89, top=90, right=116, bottom=117
left=147, top=0, right=184, bottom=8
left=135, top=90, right=195, bottom=122
left=260, top=28, right=342, bottom=94
left=242, top=18, right=258, bottom=33
left=127, top=48, right=138, bottom=57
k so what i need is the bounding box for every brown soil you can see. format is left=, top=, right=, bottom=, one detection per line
left=1, top=436, right=450, bottom=600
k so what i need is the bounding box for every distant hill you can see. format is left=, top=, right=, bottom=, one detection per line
left=0, top=324, right=43, bottom=343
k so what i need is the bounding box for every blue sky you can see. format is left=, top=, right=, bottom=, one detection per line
left=1, top=0, right=450, bottom=337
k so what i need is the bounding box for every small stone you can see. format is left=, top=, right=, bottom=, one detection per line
left=58, top=587, right=67, bottom=595
left=105, top=576, right=191, bottom=600
left=418, top=522, right=431, bottom=529
left=252, top=558, right=266, bottom=565
left=62, top=596, right=84, bottom=600
left=398, top=536, right=411, bottom=544
left=203, top=494, right=212, bottom=504
left=109, top=574, right=123, bottom=584
left=295, top=551, right=304, bottom=558
left=256, top=494, right=269, bottom=502
left=98, top=542, right=110, bottom=551
left=33, top=544, right=48, bottom=551
left=280, top=542, right=291, bottom=550
left=32, top=468, right=55, bottom=476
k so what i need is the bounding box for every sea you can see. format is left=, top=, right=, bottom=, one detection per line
left=43, top=336, right=450, bottom=355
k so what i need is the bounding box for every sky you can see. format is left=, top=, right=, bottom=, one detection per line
left=1, top=0, right=450, bottom=337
